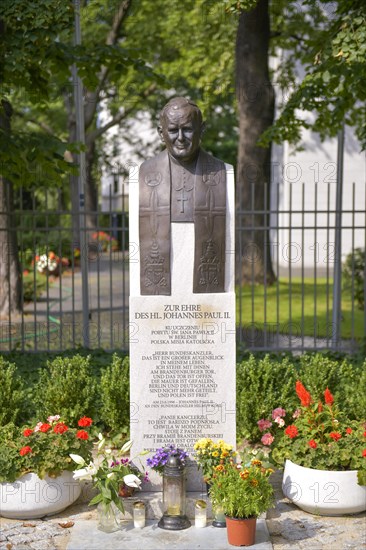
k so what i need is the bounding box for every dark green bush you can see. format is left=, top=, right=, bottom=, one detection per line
left=236, top=354, right=297, bottom=441
left=342, top=247, right=365, bottom=310
left=296, top=353, right=365, bottom=419
left=236, top=353, right=365, bottom=443
left=99, top=354, right=130, bottom=434
left=22, top=272, right=48, bottom=302
left=340, top=358, right=366, bottom=420
left=34, top=354, right=98, bottom=423
left=0, top=358, right=26, bottom=426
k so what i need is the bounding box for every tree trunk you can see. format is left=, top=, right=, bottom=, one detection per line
left=236, top=0, right=276, bottom=285
left=85, top=138, right=98, bottom=229
left=0, top=100, right=21, bottom=318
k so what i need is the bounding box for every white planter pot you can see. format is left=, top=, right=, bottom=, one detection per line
left=0, top=471, right=81, bottom=519
left=282, top=459, right=366, bottom=516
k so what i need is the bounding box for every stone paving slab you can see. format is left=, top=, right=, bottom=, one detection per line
left=2, top=472, right=366, bottom=549
left=66, top=519, right=272, bottom=550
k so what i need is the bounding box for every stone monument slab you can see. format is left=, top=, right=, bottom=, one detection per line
left=129, top=98, right=236, bottom=491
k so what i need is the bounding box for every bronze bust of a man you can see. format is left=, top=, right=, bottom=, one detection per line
left=139, top=97, right=227, bottom=295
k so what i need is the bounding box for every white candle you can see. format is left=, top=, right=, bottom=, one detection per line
left=133, top=501, right=145, bottom=529
left=195, top=516, right=207, bottom=528
left=134, top=518, right=145, bottom=529
left=195, top=499, right=207, bottom=528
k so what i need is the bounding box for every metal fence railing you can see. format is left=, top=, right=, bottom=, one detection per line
left=0, top=181, right=365, bottom=353
left=236, top=180, right=366, bottom=354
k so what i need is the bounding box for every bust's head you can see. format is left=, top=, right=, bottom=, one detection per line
left=158, top=97, right=205, bottom=163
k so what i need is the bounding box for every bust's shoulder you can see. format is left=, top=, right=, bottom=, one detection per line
left=199, top=149, right=226, bottom=170
left=139, top=150, right=167, bottom=172
left=200, top=149, right=225, bottom=166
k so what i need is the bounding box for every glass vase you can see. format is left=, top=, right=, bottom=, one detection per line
left=212, top=504, right=226, bottom=528
left=97, top=501, right=123, bottom=533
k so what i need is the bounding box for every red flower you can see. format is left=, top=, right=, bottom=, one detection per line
left=78, top=416, right=93, bottom=428
left=346, top=427, right=352, bottom=435
left=329, top=432, right=341, bottom=442
left=20, top=446, right=32, bottom=456
left=317, top=401, right=323, bottom=413
left=295, top=381, right=312, bottom=407
left=23, top=428, right=34, bottom=437
left=308, top=439, right=317, bottom=449
left=324, top=388, right=334, bottom=405
left=39, top=423, right=51, bottom=433
left=53, top=422, right=68, bottom=434
left=76, top=430, right=89, bottom=440
left=362, top=449, right=366, bottom=458
left=363, top=431, right=366, bottom=438
left=285, top=425, right=299, bottom=439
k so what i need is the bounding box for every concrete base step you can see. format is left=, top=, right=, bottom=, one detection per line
left=67, top=518, right=272, bottom=550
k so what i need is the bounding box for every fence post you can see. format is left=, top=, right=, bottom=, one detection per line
left=73, top=0, right=89, bottom=348
left=331, top=125, right=344, bottom=349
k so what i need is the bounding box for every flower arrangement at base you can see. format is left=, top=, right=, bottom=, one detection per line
left=193, top=438, right=236, bottom=483
left=208, top=459, right=274, bottom=519
left=71, top=435, right=149, bottom=514
left=146, top=444, right=188, bottom=475
left=257, top=381, right=366, bottom=485
left=0, top=415, right=93, bottom=482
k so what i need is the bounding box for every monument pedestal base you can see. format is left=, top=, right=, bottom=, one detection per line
left=67, top=518, right=272, bottom=550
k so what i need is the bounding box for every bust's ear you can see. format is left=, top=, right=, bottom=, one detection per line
left=200, top=121, right=207, bottom=137
left=157, top=125, right=165, bottom=143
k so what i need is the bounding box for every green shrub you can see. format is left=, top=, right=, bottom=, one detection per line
left=22, top=272, right=48, bottom=302
left=340, top=359, right=366, bottom=420
left=34, top=354, right=98, bottom=423
left=99, top=354, right=129, bottom=434
left=342, top=247, right=365, bottom=310
left=296, top=353, right=364, bottom=418
left=0, top=358, right=26, bottom=426
left=236, top=354, right=297, bottom=441
left=238, top=353, right=365, bottom=444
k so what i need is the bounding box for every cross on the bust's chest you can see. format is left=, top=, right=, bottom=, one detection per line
left=175, top=185, right=192, bottom=213
left=175, top=167, right=194, bottom=213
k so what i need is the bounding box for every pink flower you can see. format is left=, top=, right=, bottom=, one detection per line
left=274, top=417, right=285, bottom=427
left=292, top=409, right=301, bottom=419
left=261, top=432, right=274, bottom=446
left=272, top=408, right=286, bottom=419
left=33, top=422, right=43, bottom=432
left=47, top=415, right=60, bottom=423
left=257, top=419, right=272, bottom=432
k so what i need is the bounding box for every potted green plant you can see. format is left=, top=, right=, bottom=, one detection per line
left=208, top=459, right=274, bottom=546
left=257, top=381, right=366, bottom=515
left=71, top=435, right=148, bottom=532
left=193, top=437, right=236, bottom=483
left=0, top=415, right=93, bottom=519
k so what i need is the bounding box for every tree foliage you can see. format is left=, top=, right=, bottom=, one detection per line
left=266, top=0, right=366, bottom=149
left=0, top=1, right=77, bottom=186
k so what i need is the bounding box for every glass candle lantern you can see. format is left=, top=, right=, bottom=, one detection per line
left=133, top=501, right=146, bottom=528
left=158, top=453, right=191, bottom=530
left=212, top=503, right=226, bottom=528
left=195, top=499, right=207, bottom=528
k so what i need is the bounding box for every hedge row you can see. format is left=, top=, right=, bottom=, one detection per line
left=0, top=352, right=365, bottom=443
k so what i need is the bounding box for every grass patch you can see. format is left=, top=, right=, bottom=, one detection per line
left=237, top=278, right=364, bottom=340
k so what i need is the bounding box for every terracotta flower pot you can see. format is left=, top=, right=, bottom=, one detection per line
left=118, top=483, right=135, bottom=498
left=225, top=516, right=257, bottom=546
